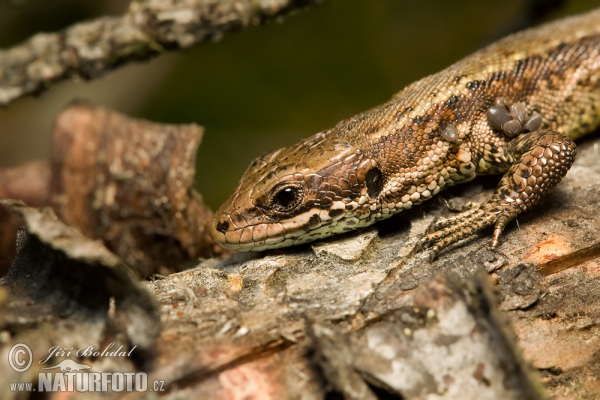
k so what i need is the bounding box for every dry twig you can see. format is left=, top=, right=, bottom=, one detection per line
left=0, top=0, right=322, bottom=106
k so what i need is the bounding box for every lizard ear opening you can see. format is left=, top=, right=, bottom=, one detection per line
left=365, top=167, right=383, bottom=198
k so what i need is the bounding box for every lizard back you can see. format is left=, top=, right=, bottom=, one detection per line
left=211, top=9, right=600, bottom=252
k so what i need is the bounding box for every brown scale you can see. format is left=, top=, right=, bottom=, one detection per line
left=419, top=131, right=576, bottom=258
left=210, top=9, right=600, bottom=254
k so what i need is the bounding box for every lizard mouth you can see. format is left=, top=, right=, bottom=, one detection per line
left=210, top=203, right=381, bottom=252
left=210, top=206, right=295, bottom=252
left=209, top=214, right=310, bottom=252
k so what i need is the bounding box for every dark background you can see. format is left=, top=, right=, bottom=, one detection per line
left=0, top=0, right=598, bottom=209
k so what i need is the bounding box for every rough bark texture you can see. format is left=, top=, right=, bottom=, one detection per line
left=0, top=162, right=50, bottom=274
left=0, top=0, right=322, bottom=106
left=0, top=202, right=160, bottom=393
left=142, top=134, right=599, bottom=399
left=0, top=102, right=224, bottom=277
left=0, top=127, right=598, bottom=399
left=0, top=2, right=598, bottom=396
left=50, top=101, right=223, bottom=276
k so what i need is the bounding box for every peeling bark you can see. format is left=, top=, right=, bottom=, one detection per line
left=0, top=162, right=52, bottom=274
left=141, top=135, right=600, bottom=399
left=0, top=115, right=598, bottom=399
left=50, top=101, right=224, bottom=276
left=0, top=202, right=159, bottom=390
left=0, top=102, right=224, bottom=277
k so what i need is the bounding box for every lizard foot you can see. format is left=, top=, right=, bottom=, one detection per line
left=418, top=201, right=514, bottom=260
left=418, top=129, right=576, bottom=260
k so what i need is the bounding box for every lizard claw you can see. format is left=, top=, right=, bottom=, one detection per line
left=418, top=129, right=576, bottom=260
left=425, top=202, right=481, bottom=234
left=418, top=202, right=502, bottom=258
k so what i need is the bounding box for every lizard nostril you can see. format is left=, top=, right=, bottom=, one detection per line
left=216, top=221, right=229, bottom=234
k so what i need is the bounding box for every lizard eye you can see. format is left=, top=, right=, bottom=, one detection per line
left=269, top=183, right=305, bottom=212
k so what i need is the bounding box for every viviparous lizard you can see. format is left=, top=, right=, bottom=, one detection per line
left=211, top=9, right=600, bottom=257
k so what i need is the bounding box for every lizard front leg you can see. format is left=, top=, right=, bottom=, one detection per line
left=419, top=130, right=577, bottom=258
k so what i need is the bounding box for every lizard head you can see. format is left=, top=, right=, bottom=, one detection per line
left=210, top=131, right=384, bottom=251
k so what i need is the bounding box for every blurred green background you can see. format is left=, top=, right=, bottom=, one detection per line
left=1, top=0, right=599, bottom=210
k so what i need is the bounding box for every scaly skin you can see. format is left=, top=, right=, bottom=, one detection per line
left=211, top=9, right=600, bottom=257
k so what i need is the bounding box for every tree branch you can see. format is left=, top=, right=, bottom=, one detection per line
left=0, top=0, right=322, bottom=106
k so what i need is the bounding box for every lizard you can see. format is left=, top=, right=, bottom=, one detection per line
left=210, top=9, right=600, bottom=259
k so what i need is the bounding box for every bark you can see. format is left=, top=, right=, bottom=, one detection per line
left=0, top=202, right=159, bottom=390
left=0, top=162, right=50, bottom=274
left=0, top=0, right=323, bottom=106
left=50, top=101, right=224, bottom=276
left=142, top=135, right=600, bottom=399
left=0, top=102, right=225, bottom=277
left=9, top=1, right=598, bottom=397
left=0, top=109, right=598, bottom=398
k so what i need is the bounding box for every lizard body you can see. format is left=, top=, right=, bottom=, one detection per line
left=211, top=9, right=600, bottom=256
